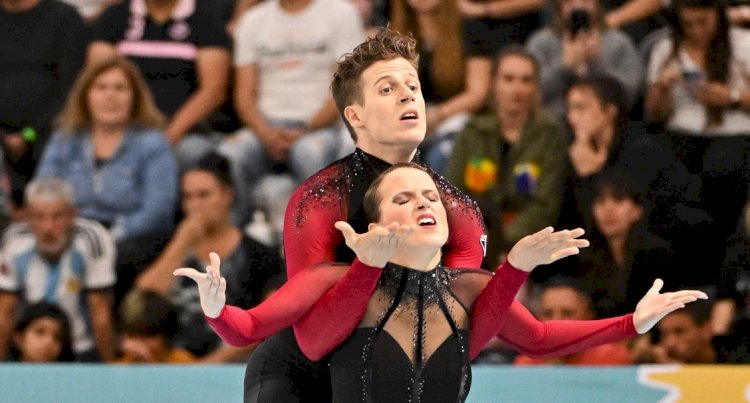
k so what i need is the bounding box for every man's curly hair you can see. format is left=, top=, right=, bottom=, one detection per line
left=331, top=28, right=419, bottom=141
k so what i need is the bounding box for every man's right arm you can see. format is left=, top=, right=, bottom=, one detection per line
left=0, top=293, right=17, bottom=361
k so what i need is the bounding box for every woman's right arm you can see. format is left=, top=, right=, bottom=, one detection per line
left=645, top=40, right=679, bottom=122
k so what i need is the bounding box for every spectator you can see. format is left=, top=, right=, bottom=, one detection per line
left=635, top=300, right=718, bottom=363
left=645, top=0, right=750, bottom=273
left=117, top=289, right=196, bottom=363
left=135, top=152, right=282, bottom=362
left=446, top=47, right=567, bottom=267
left=456, top=0, right=544, bottom=55
left=555, top=74, right=706, bottom=285
left=7, top=302, right=75, bottom=362
left=526, top=0, right=643, bottom=118
left=0, top=177, right=116, bottom=362
left=712, top=196, right=750, bottom=363
left=575, top=173, right=679, bottom=318
left=36, top=56, right=178, bottom=306
left=0, top=0, right=88, bottom=208
left=350, top=0, right=380, bottom=38
left=88, top=0, right=232, bottom=169
left=232, top=0, right=364, bottom=230
left=514, top=277, right=633, bottom=365
left=390, top=0, right=494, bottom=173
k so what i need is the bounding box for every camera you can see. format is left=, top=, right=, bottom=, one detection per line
left=568, top=9, right=591, bottom=37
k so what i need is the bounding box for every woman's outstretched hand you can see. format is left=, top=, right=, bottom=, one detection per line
left=506, top=227, right=589, bottom=272
left=335, top=221, right=414, bottom=268
left=632, top=279, right=709, bottom=334
left=173, top=252, right=226, bottom=318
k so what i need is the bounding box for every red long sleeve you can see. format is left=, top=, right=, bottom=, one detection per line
left=466, top=262, right=529, bottom=359
left=294, top=258, right=382, bottom=361
left=205, top=264, right=348, bottom=346
left=490, top=304, right=637, bottom=360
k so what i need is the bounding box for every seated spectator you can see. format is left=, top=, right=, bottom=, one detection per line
left=88, top=0, right=232, bottom=164
left=232, top=0, right=364, bottom=230
left=7, top=302, right=75, bottom=363
left=574, top=173, right=679, bottom=318
left=514, top=277, right=633, bottom=365
left=634, top=300, right=719, bottom=364
left=526, top=0, right=643, bottom=118
left=0, top=0, right=88, bottom=208
left=135, top=152, right=282, bottom=362
left=555, top=74, right=707, bottom=284
left=645, top=0, right=750, bottom=275
left=390, top=0, right=493, bottom=173
left=713, top=196, right=750, bottom=335
left=446, top=47, right=567, bottom=267
left=0, top=177, right=116, bottom=362
left=456, top=0, right=544, bottom=55
left=36, top=56, right=178, bottom=305
left=117, top=289, right=196, bottom=363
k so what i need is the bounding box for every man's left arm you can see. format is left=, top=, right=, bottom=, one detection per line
left=88, top=291, right=114, bottom=362
left=166, top=47, right=230, bottom=144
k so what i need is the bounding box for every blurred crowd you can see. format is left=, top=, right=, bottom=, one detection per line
left=0, top=0, right=748, bottom=366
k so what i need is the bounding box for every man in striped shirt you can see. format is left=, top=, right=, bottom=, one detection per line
left=0, top=177, right=116, bottom=362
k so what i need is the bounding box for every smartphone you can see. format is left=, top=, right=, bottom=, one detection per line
left=682, top=69, right=704, bottom=89
left=569, top=9, right=591, bottom=37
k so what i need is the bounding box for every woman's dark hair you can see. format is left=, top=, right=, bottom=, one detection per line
left=8, top=302, right=75, bottom=362
left=568, top=73, right=629, bottom=130
left=187, top=151, right=234, bottom=189
left=666, top=0, right=730, bottom=126
left=593, top=170, right=644, bottom=206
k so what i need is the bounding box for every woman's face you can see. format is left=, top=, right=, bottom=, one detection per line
left=181, top=170, right=233, bottom=224
left=495, top=55, right=537, bottom=115
left=406, top=0, right=441, bottom=14
left=87, top=67, right=134, bottom=129
left=566, top=86, right=617, bottom=140
left=15, top=317, right=64, bottom=363
left=592, top=193, right=643, bottom=239
left=678, top=7, right=719, bottom=46
left=374, top=167, right=449, bottom=250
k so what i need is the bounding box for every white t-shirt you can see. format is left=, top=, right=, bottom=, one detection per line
left=648, top=27, right=750, bottom=136
left=234, top=0, right=364, bottom=122
left=0, top=218, right=116, bottom=354
left=59, top=0, right=109, bottom=18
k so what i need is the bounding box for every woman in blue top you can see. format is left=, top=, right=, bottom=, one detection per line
left=36, top=56, right=179, bottom=305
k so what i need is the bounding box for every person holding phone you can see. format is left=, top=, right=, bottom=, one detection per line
left=526, top=0, right=642, bottom=118
left=645, top=0, right=750, bottom=286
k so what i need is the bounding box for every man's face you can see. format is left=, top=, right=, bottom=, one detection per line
left=374, top=167, right=448, bottom=250
left=539, top=286, right=593, bottom=321
left=27, top=200, right=75, bottom=258
left=495, top=55, right=537, bottom=116
left=657, top=312, right=712, bottom=363
left=346, top=57, right=427, bottom=156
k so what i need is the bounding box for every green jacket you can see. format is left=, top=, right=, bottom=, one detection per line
left=447, top=110, right=567, bottom=264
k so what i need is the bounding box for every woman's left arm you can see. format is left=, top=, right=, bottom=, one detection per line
left=116, top=133, right=179, bottom=240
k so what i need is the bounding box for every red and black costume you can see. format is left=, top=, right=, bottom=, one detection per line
left=207, top=149, right=638, bottom=402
